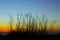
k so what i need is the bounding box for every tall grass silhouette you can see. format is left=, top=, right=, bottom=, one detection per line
left=16, top=14, right=20, bottom=32
left=50, top=19, right=57, bottom=33
left=9, top=12, right=57, bottom=34
left=9, top=13, right=13, bottom=32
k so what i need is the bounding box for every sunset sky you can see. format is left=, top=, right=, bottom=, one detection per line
left=0, top=0, right=60, bottom=32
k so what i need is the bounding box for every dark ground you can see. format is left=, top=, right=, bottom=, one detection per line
left=0, top=31, right=60, bottom=40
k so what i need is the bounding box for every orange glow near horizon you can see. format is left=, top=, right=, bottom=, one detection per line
left=0, top=24, right=60, bottom=32
left=0, top=20, right=60, bottom=32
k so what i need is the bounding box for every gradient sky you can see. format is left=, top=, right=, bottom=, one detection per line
left=0, top=0, right=60, bottom=32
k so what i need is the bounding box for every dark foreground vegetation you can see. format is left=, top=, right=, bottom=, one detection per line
left=0, top=31, right=60, bottom=40
left=0, top=13, right=59, bottom=40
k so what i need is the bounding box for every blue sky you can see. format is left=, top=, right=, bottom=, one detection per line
left=0, top=0, right=60, bottom=22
